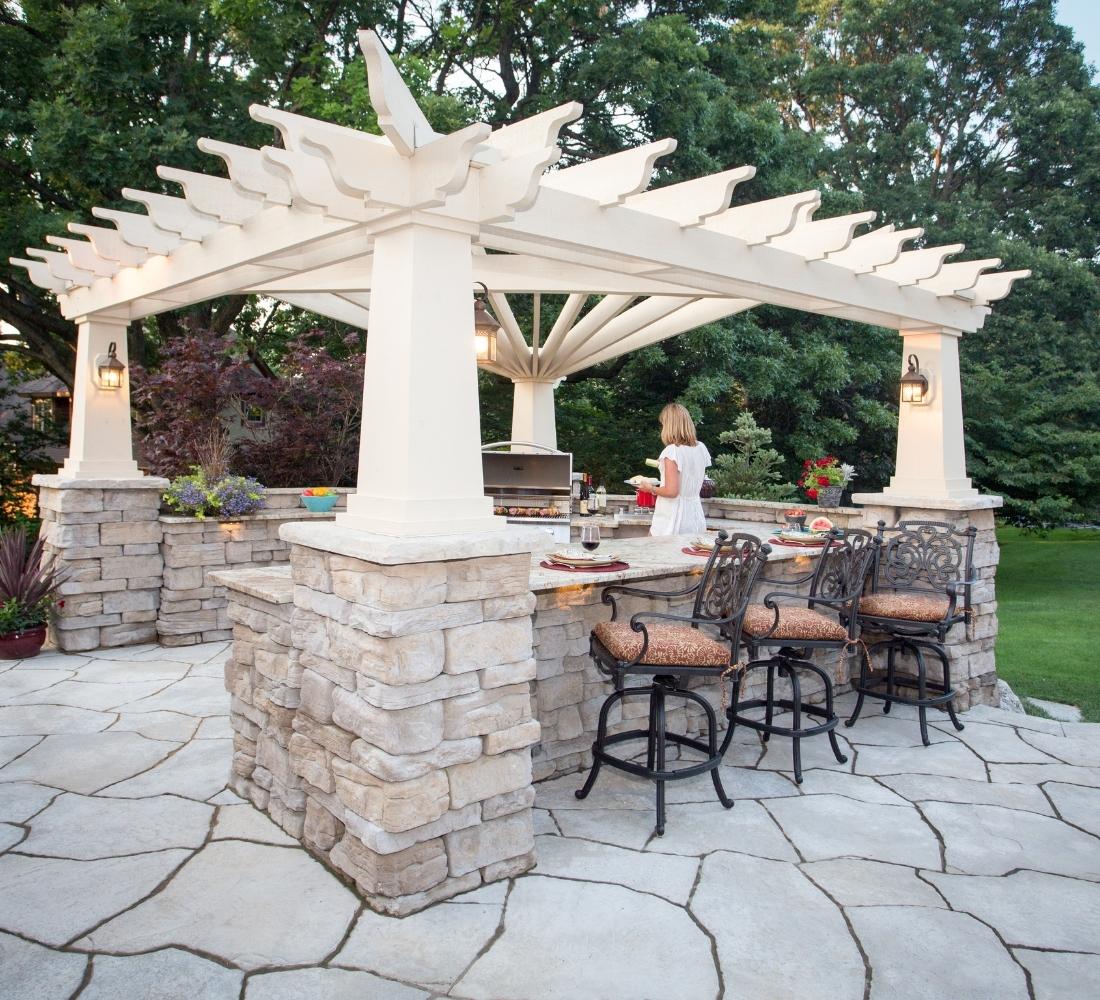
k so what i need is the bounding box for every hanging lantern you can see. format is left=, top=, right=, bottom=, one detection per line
left=473, top=282, right=500, bottom=365
left=97, top=342, right=125, bottom=390
left=900, top=353, right=928, bottom=404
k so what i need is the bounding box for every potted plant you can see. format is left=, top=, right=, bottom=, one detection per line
left=164, top=469, right=266, bottom=520
left=300, top=486, right=339, bottom=513
left=0, top=528, right=68, bottom=659
left=798, top=457, right=856, bottom=509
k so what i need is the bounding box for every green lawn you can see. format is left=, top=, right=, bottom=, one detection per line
left=995, top=526, right=1100, bottom=722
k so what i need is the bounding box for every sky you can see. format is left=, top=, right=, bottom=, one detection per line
left=1058, top=0, right=1100, bottom=73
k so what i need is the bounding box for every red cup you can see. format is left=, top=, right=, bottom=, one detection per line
left=636, top=490, right=656, bottom=509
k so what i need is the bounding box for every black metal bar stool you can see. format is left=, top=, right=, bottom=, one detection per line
left=576, top=532, right=770, bottom=836
left=846, top=519, right=976, bottom=745
left=728, top=528, right=876, bottom=783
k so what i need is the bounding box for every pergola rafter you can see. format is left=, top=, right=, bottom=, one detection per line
left=11, top=28, right=1029, bottom=534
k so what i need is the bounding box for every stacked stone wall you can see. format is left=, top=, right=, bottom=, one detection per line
left=35, top=477, right=167, bottom=651
left=220, top=531, right=541, bottom=915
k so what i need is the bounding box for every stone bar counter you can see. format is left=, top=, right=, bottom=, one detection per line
left=211, top=496, right=998, bottom=915
left=211, top=524, right=825, bottom=914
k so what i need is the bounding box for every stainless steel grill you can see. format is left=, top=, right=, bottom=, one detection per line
left=482, top=442, right=572, bottom=541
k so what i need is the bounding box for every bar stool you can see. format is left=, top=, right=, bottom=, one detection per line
left=846, top=519, right=976, bottom=745
left=576, top=532, right=770, bottom=836
left=727, top=528, right=876, bottom=783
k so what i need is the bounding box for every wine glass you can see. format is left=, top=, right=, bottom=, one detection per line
left=580, top=524, right=601, bottom=552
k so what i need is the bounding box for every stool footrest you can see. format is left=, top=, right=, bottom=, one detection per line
left=591, top=729, right=723, bottom=782
left=729, top=697, right=838, bottom=740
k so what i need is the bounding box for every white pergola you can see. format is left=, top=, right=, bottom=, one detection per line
left=13, top=30, right=1028, bottom=537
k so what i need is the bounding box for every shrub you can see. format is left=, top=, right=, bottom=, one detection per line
left=164, top=470, right=266, bottom=520
left=710, top=413, right=796, bottom=502
left=0, top=527, right=67, bottom=634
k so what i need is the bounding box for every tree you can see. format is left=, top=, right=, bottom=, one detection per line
left=710, top=411, right=797, bottom=501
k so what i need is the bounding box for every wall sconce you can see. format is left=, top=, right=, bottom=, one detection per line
left=97, top=342, right=125, bottom=389
left=473, top=282, right=500, bottom=365
left=900, top=353, right=929, bottom=404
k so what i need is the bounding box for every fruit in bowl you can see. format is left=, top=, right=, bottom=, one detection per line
left=300, top=487, right=339, bottom=512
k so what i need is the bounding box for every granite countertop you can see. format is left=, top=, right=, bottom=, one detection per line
left=530, top=522, right=820, bottom=592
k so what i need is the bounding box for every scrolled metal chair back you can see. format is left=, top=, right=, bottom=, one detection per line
left=808, top=528, right=877, bottom=614
left=692, top=531, right=771, bottom=642
left=873, top=519, right=976, bottom=596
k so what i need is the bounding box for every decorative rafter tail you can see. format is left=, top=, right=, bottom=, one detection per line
left=9, top=257, right=68, bottom=292
left=702, top=190, right=821, bottom=244
left=120, top=189, right=220, bottom=241
left=623, top=166, right=757, bottom=227
left=67, top=224, right=151, bottom=267
left=26, top=248, right=94, bottom=286
left=825, top=225, right=922, bottom=272
left=917, top=258, right=1002, bottom=296
left=197, top=138, right=294, bottom=205
left=482, top=102, right=583, bottom=157
left=156, top=168, right=263, bottom=225
left=971, top=269, right=1032, bottom=305
left=44, top=237, right=119, bottom=277
left=872, top=244, right=965, bottom=285
left=540, top=139, right=678, bottom=207
left=768, top=211, right=877, bottom=259
left=90, top=208, right=181, bottom=255
left=358, top=28, right=440, bottom=155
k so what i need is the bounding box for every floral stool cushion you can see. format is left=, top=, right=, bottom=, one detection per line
left=742, top=605, right=847, bottom=642
left=593, top=621, right=732, bottom=667
left=859, top=593, right=951, bottom=623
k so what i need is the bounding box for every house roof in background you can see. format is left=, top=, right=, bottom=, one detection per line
left=15, top=374, right=69, bottom=397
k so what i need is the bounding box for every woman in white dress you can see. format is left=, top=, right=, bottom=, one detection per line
left=642, top=403, right=711, bottom=537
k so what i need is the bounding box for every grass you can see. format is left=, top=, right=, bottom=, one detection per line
left=995, top=526, right=1100, bottom=722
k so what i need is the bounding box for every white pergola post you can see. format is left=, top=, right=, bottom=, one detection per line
left=882, top=328, right=978, bottom=501
left=338, top=222, right=501, bottom=536
left=510, top=379, right=558, bottom=451
left=59, top=315, right=143, bottom=479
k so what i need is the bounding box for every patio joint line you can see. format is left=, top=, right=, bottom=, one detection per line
left=683, top=853, right=724, bottom=1000
left=447, top=876, right=516, bottom=996
left=798, top=865, right=872, bottom=1000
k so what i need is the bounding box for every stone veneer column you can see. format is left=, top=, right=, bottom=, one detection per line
left=34, top=475, right=168, bottom=651
left=853, top=493, right=1002, bottom=709
left=224, top=521, right=545, bottom=915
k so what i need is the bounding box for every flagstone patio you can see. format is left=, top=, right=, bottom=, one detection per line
left=1, top=641, right=1098, bottom=1000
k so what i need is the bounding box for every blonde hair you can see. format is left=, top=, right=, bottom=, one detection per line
left=659, top=403, right=698, bottom=447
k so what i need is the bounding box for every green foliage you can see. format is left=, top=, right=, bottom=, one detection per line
left=163, top=469, right=265, bottom=520
left=711, top=412, right=796, bottom=501
left=2, top=0, right=1098, bottom=526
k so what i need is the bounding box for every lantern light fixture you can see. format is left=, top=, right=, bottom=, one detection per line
left=473, top=282, right=500, bottom=365
left=900, top=353, right=929, bottom=404
left=97, top=342, right=125, bottom=390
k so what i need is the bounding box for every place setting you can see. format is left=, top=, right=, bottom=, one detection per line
left=539, top=525, right=630, bottom=572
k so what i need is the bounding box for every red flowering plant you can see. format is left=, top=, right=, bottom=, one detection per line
left=797, top=456, right=856, bottom=501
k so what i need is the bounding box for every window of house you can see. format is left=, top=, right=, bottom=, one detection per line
left=30, top=398, right=54, bottom=432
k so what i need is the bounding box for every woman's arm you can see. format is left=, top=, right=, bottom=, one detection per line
left=648, top=456, right=680, bottom=499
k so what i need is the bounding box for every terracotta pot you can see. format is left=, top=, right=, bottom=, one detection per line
left=0, top=625, right=47, bottom=660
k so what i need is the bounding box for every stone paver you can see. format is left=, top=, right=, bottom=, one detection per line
left=1015, top=949, right=1100, bottom=1000
left=692, top=851, right=865, bottom=1000
left=19, top=792, right=212, bottom=858
left=925, top=869, right=1100, bottom=951
left=922, top=800, right=1100, bottom=878
left=2, top=642, right=1100, bottom=999
left=82, top=948, right=243, bottom=1000
left=454, top=876, right=718, bottom=999
left=0, top=930, right=87, bottom=1000
left=849, top=906, right=1029, bottom=1000
left=79, top=840, right=359, bottom=969
left=338, top=897, right=502, bottom=991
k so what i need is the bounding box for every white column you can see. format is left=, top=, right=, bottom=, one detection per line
left=340, top=222, right=500, bottom=536
left=882, top=328, right=978, bottom=501
left=59, top=315, right=143, bottom=480
left=510, top=379, right=558, bottom=451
